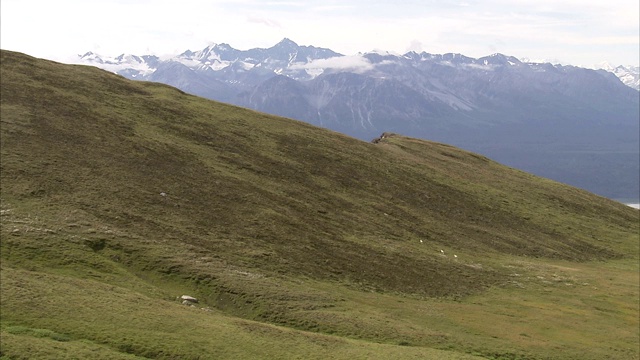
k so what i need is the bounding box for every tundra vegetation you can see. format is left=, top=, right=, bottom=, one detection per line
left=0, top=50, right=638, bottom=359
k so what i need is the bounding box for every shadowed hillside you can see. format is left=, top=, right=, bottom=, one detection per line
left=1, top=50, right=638, bottom=360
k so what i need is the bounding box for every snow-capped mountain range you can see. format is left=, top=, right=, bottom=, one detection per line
left=594, top=62, right=640, bottom=91
left=71, top=38, right=639, bottom=201
left=76, top=38, right=639, bottom=91
left=77, top=38, right=339, bottom=82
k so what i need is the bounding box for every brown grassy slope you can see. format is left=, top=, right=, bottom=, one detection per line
left=1, top=49, right=637, bottom=302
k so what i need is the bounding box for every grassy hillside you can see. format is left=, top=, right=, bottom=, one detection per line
left=1, top=50, right=638, bottom=359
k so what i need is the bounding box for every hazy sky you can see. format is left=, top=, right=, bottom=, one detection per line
left=1, top=0, right=638, bottom=67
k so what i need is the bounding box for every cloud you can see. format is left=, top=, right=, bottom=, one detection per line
left=247, top=16, right=282, bottom=27
left=311, top=4, right=356, bottom=12
left=406, top=40, right=425, bottom=53
left=290, top=55, right=374, bottom=73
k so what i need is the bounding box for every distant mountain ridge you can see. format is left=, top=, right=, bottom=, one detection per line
left=73, top=39, right=639, bottom=201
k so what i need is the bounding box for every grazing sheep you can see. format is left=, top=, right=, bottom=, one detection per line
left=180, top=295, right=198, bottom=303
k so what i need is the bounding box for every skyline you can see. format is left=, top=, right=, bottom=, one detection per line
left=1, top=0, right=638, bottom=68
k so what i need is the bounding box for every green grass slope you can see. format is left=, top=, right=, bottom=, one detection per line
left=1, top=50, right=638, bottom=359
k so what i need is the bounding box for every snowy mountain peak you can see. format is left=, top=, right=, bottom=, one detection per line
left=274, top=38, right=298, bottom=48
left=79, top=51, right=103, bottom=63
left=80, top=51, right=96, bottom=58
left=597, top=61, right=616, bottom=72
left=115, top=54, right=144, bottom=64
left=595, top=62, right=640, bottom=91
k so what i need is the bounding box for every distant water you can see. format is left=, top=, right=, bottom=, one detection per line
left=628, top=203, right=640, bottom=209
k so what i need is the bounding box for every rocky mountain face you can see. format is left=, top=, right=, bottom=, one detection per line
left=74, top=39, right=639, bottom=200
